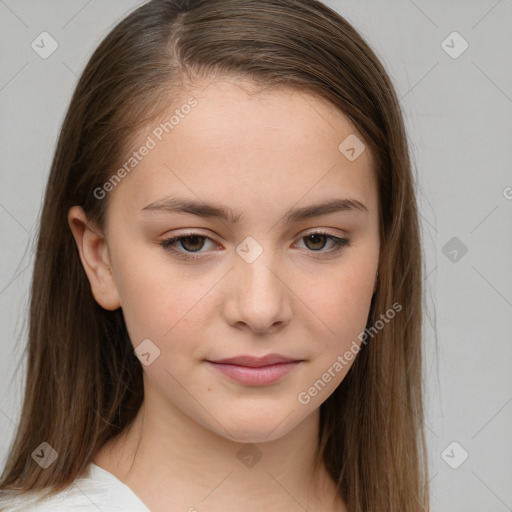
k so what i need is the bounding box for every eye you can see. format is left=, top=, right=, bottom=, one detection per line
left=159, top=230, right=351, bottom=260
left=295, top=231, right=351, bottom=255
left=159, top=233, right=215, bottom=259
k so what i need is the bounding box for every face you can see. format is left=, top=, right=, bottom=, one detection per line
left=71, top=78, right=380, bottom=443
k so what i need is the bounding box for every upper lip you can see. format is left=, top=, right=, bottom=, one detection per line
left=208, top=353, right=301, bottom=368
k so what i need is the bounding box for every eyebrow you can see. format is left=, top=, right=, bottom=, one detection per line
left=140, top=195, right=368, bottom=224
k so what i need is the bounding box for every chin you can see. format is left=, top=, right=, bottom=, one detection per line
left=212, top=415, right=298, bottom=444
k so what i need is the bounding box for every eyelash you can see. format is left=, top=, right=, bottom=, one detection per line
left=158, top=231, right=351, bottom=260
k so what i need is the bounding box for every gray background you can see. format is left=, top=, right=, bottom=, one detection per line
left=1, top=1, right=511, bottom=510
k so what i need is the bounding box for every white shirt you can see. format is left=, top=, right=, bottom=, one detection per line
left=0, top=463, right=150, bottom=511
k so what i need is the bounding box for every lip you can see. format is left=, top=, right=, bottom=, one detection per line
left=205, top=354, right=303, bottom=386
left=210, top=353, right=299, bottom=367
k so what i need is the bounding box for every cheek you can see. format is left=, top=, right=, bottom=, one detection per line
left=112, top=247, right=208, bottom=352
left=296, top=262, right=375, bottom=348
left=293, top=269, right=375, bottom=403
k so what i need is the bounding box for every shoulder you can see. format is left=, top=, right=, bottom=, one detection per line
left=0, top=484, right=99, bottom=511
left=0, top=463, right=149, bottom=511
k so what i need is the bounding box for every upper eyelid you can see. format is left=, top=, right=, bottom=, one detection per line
left=164, top=226, right=347, bottom=239
left=163, top=229, right=345, bottom=244
left=162, top=229, right=347, bottom=251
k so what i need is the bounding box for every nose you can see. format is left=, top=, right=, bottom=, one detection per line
left=222, top=247, right=292, bottom=334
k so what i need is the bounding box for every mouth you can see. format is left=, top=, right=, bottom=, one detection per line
left=205, top=354, right=304, bottom=386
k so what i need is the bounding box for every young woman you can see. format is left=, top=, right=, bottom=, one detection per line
left=0, top=0, right=429, bottom=510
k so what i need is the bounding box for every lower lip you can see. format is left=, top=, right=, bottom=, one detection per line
left=206, top=361, right=301, bottom=385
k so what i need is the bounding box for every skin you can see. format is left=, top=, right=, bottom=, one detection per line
left=68, top=78, right=380, bottom=512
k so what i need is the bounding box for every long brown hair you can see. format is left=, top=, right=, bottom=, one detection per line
left=0, top=1, right=429, bottom=510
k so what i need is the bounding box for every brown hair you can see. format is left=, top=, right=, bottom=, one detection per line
left=0, top=0, right=429, bottom=510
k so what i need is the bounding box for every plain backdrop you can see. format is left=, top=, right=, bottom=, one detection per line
left=1, top=1, right=511, bottom=510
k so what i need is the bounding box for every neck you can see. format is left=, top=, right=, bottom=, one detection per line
left=93, top=375, right=345, bottom=512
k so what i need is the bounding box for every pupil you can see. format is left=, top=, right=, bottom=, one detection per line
left=306, top=234, right=326, bottom=250
left=182, top=236, right=204, bottom=252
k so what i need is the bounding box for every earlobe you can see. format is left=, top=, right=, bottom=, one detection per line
left=67, top=206, right=121, bottom=310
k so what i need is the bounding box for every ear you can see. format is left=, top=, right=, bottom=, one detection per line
left=67, top=206, right=121, bottom=310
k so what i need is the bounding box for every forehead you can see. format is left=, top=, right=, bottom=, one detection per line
left=107, top=79, right=378, bottom=224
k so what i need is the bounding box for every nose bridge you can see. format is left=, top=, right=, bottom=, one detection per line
left=235, top=234, right=282, bottom=298
left=227, top=234, right=290, bottom=331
